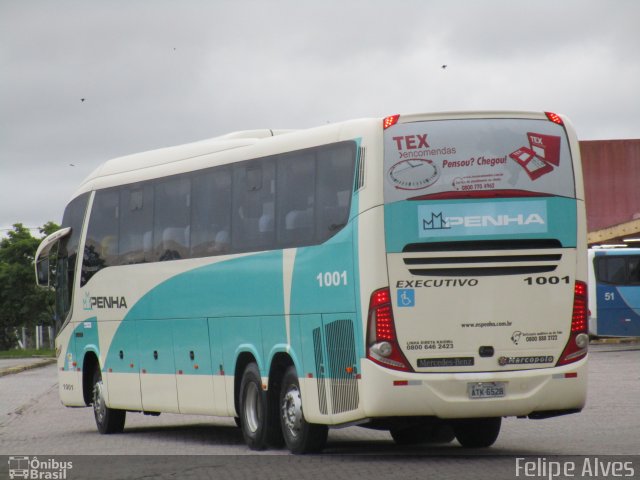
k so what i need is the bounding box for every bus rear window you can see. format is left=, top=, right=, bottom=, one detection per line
left=383, top=118, right=575, bottom=202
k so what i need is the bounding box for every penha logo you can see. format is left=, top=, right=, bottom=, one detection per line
left=418, top=201, right=548, bottom=238
left=422, top=212, right=450, bottom=230
left=83, top=291, right=128, bottom=310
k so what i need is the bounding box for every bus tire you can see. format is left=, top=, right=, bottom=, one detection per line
left=279, top=366, right=328, bottom=454
left=92, top=366, right=125, bottom=434
left=239, top=362, right=276, bottom=450
left=453, top=417, right=501, bottom=448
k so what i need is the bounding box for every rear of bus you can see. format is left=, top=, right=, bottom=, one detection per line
left=361, top=112, right=588, bottom=443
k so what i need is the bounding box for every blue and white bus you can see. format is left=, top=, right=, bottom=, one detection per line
left=588, top=248, right=640, bottom=337
left=35, top=111, right=588, bottom=453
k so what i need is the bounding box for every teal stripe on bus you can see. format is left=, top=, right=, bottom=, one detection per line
left=103, top=222, right=359, bottom=376
left=384, top=196, right=578, bottom=252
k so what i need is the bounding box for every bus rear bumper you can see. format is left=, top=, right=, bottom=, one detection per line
left=360, top=357, right=587, bottom=419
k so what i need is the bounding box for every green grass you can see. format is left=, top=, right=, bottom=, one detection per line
left=0, top=348, right=55, bottom=358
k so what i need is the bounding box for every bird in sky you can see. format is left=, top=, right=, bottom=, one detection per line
left=441, top=65, right=447, bottom=70
left=81, top=98, right=85, bottom=102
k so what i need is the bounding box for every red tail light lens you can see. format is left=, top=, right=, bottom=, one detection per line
left=571, top=281, right=588, bottom=332
left=383, top=114, right=400, bottom=129
left=545, top=112, right=564, bottom=125
left=366, top=288, right=412, bottom=372
left=557, top=281, right=589, bottom=366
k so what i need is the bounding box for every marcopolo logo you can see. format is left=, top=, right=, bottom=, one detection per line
left=83, top=291, right=128, bottom=311
left=498, top=355, right=554, bottom=366
left=418, top=201, right=548, bottom=238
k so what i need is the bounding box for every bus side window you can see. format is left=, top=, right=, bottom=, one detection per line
left=191, top=167, right=232, bottom=257
left=316, top=144, right=356, bottom=243
left=628, top=258, right=640, bottom=284
left=82, top=189, right=119, bottom=286
left=232, top=159, right=276, bottom=252
left=608, top=257, right=626, bottom=284
left=119, top=185, right=154, bottom=264
left=154, top=175, right=190, bottom=262
left=598, top=257, right=626, bottom=285
left=277, top=152, right=315, bottom=247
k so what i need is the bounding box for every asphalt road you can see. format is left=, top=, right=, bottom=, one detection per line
left=1, top=344, right=638, bottom=479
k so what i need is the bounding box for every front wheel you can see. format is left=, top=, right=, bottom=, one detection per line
left=280, top=366, right=328, bottom=454
left=453, top=417, right=501, bottom=448
left=92, top=366, right=125, bottom=434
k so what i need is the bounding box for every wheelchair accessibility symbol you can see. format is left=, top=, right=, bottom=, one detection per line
left=397, top=289, right=415, bottom=307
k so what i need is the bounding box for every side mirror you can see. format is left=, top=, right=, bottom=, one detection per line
left=34, top=227, right=71, bottom=290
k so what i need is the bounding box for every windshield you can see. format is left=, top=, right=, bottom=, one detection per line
left=54, top=193, right=89, bottom=327
left=384, top=118, right=575, bottom=203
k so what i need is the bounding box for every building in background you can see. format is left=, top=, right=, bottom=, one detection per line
left=580, top=139, right=640, bottom=246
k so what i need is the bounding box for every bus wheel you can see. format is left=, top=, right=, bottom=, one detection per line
left=92, top=366, right=125, bottom=434
left=279, top=366, right=328, bottom=454
left=239, top=363, right=270, bottom=450
left=453, top=417, right=501, bottom=448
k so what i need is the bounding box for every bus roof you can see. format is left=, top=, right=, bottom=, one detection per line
left=70, top=110, right=566, bottom=200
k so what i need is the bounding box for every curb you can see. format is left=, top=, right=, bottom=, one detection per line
left=0, top=358, right=56, bottom=378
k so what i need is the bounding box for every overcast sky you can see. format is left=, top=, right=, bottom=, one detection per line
left=1, top=0, right=639, bottom=236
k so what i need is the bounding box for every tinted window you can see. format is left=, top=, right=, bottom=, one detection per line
left=62, top=193, right=89, bottom=258
left=316, top=142, right=356, bottom=242
left=154, top=176, right=190, bottom=261
left=629, top=257, right=640, bottom=283
left=232, top=158, right=276, bottom=252
left=191, top=167, right=232, bottom=257
left=82, top=189, right=119, bottom=285
left=277, top=151, right=315, bottom=247
left=78, top=140, right=356, bottom=281
left=119, top=184, right=154, bottom=264
left=383, top=119, right=575, bottom=203
left=596, top=256, right=640, bottom=285
left=57, top=193, right=89, bottom=319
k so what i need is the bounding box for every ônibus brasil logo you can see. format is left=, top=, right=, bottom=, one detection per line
left=8, top=456, right=73, bottom=479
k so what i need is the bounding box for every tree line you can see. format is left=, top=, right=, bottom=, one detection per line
left=0, top=222, right=59, bottom=349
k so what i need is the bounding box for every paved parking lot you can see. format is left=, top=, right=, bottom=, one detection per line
left=1, top=344, right=638, bottom=479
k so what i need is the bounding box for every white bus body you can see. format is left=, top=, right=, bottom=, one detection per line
left=36, top=111, right=588, bottom=452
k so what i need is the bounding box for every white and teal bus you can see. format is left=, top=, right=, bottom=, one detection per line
left=35, top=111, right=588, bottom=453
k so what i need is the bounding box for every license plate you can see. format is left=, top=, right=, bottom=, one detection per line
left=468, top=382, right=506, bottom=399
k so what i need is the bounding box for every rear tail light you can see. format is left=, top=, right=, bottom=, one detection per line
left=383, top=114, right=400, bottom=130
left=545, top=111, right=564, bottom=125
left=557, top=281, right=589, bottom=366
left=366, top=288, right=412, bottom=372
